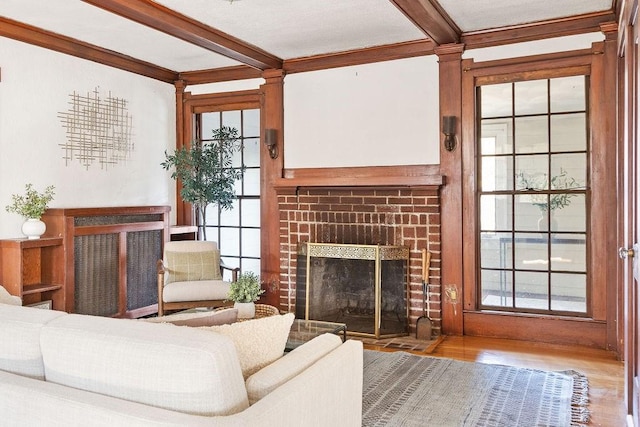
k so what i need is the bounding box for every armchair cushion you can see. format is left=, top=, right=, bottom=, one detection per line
left=164, top=250, right=222, bottom=284
left=162, top=279, right=230, bottom=303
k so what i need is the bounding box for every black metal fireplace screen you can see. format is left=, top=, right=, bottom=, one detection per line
left=296, top=243, right=409, bottom=338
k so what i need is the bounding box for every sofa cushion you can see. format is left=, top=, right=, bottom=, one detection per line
left=245, top=333, right=342, bottom=404
left=40, top=313, right=249, bottom=416
left=204, top=313, right=295, bottom=379
left=0, top=304, right=66, bottom=380
left=144, top=307, right=238, bottom=326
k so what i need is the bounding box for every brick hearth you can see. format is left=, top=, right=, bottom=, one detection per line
left=276, top=186, right=442, bottom=336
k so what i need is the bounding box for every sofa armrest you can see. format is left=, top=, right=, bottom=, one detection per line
left=0, top=285, right=21, bottom=306
left=234, top=340, right=364, bottom=426
left=246, top=333, right=342, bottom=404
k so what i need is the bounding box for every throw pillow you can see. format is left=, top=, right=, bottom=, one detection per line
left=143, top=308, right=238, bottom=327
left=165, top=250, right=222, bottom=284
left=204, top=313, right=295, bottom=379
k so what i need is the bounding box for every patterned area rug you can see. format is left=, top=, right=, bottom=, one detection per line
left=362, top=350, right=589, bottom=427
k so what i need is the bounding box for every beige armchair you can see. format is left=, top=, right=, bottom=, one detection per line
left=157, top=241, right=239, bottom=316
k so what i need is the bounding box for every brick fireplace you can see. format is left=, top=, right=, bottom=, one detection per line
left=275, top=184, right=442, bottom=336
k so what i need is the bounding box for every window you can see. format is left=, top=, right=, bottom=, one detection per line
left=196, top=109, right=261, bottom=276
left=477, top=75, right=588, bottom=315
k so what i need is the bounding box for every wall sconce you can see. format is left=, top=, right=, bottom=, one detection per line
left=442, top=116, right=457, bottom=152
left=264, top=128, right=278, bottom=159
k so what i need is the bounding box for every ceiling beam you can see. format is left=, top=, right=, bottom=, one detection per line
left=390, top=0, right=460, bottom=45
left=179, top=66, right=263, bottom=86
left=462, top=11, right=616, bottom=50
left=0, top=16, right=178, bottom=83
left=284, top=40, right=436, bottom=74
left=82, top=0, right=282, bottom=70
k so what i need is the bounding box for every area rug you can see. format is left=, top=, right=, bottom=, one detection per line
left=362, top=350, right=589, bottom=427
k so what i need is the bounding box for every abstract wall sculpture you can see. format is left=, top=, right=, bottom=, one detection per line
left=58, top=87, right=134, bottom=170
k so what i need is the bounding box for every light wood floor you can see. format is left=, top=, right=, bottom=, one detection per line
left=364, top=335, right=626, bottom=427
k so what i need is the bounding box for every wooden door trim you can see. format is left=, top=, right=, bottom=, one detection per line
left=177, top=89, right=262, bottom=226
left=619, top=0, right=639, bottom=418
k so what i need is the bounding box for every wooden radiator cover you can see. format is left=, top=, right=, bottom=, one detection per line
left=42, top=206, right=170, bottom=318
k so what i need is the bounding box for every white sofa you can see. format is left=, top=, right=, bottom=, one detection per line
left=0, top=285, right=21, bottom=305
left=0, top=303, right=363, bottom=426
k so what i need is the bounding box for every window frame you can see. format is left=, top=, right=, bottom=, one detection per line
left=476, top=76, right=590, bottom=316
left=195, top=109, right=262, bottom=274
left=458, top=48, right=617, bottom=347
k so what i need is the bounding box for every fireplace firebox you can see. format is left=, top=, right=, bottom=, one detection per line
left=296, top=243, right=410, bottom=338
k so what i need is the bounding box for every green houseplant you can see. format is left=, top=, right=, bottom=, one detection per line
left=227, top=271, right=265, bottom=319
left=6, top=183, right=55, bottom=219
left=5, top=183, right=55, bottom=239
left=161, top=126, right=244, bottom=240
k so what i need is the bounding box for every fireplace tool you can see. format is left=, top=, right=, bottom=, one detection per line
left=416, top=249, right=432, bottom=340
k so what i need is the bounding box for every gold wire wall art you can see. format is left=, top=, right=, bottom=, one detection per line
left=58, top=87, right=134, bottom=170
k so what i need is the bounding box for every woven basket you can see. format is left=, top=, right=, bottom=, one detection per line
left=214, top=303, right=279, bottom=321
left=253, top=304, right=280, bottom=318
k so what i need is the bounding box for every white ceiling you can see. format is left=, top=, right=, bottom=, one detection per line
left=0, top=0, right=616, bottom=75
left=439, top=0, right=612, bottom=32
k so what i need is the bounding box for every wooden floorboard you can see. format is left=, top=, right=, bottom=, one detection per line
left=364, top=334, right=626, bottom=427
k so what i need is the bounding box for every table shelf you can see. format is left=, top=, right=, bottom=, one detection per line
left=22, top=283, right=63, bottom=295
left=0, top=237, right=64, bottom=310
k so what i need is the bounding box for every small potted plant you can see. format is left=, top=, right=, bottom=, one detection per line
left=5, top=183, right=55, bottom=239
left=227, top=271, right=265, bottom=319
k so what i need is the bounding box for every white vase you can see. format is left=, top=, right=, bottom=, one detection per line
left=21, top=218, right=46, bottom=240
left=234, top=301, right=256, bottom=319
left=537, top=211, right=558, bottom=232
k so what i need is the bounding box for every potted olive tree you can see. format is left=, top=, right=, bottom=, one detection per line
left=162, top=126, right=243, bottom=240
left=5, top=183, right=55, bottom=239
left=227, top=271, right=265, bottom=319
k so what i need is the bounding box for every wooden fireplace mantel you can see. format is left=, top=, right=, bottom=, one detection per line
left=273, top=165, right=444, bottom=190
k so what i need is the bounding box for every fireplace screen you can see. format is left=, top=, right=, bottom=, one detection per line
left=296, top=243, right=409, bottom=338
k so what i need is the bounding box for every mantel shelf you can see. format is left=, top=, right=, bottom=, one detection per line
left=274, top=165, right=444, bottom=190
left=273, top=175, right=444, bottom=190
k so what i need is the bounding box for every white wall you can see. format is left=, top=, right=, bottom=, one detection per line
left=0, top=38, right=176, bottom=238
left=187, top=79, right=264, bottom=95
left=284, top=56, right=441, bottom=168
left=0, top=32, right=604, bottom=238
left=282, top=33, right=604, bottom=170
